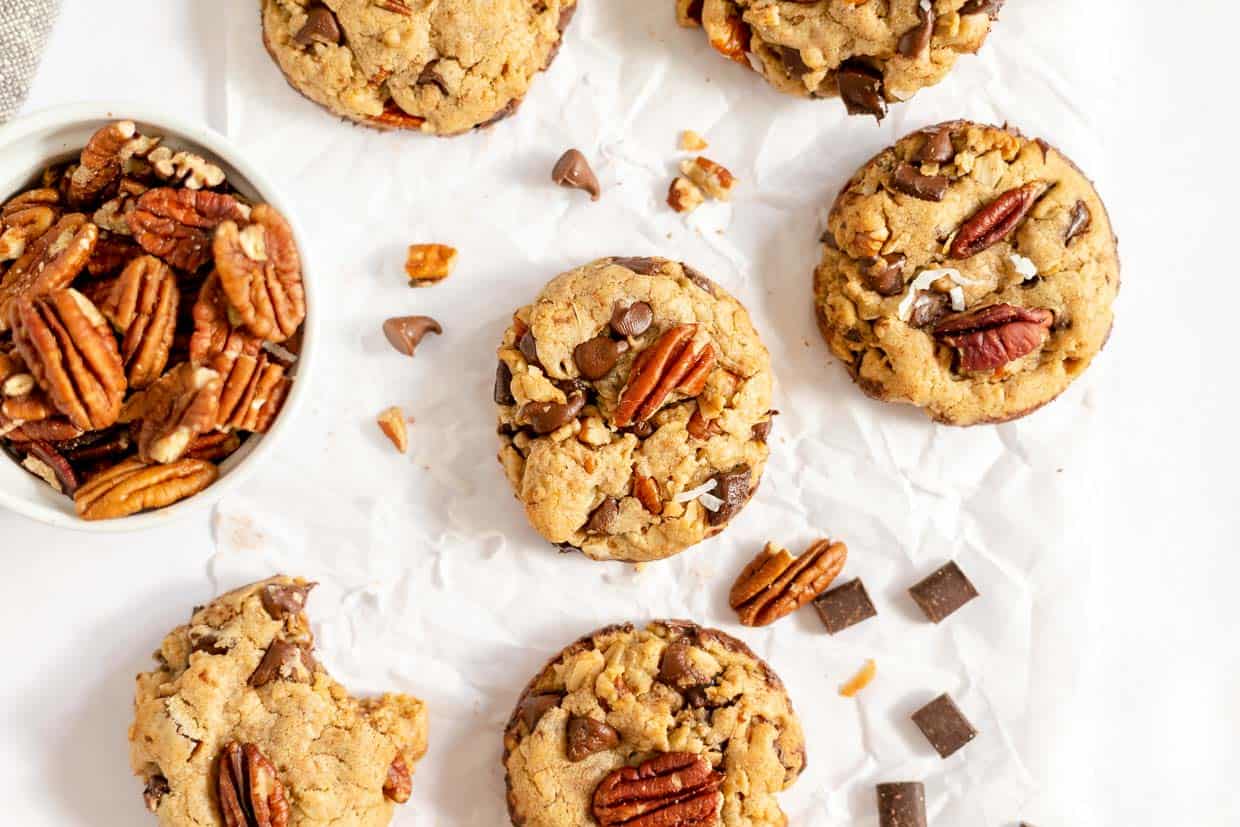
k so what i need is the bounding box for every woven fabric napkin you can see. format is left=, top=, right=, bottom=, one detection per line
left=0, top=0, right=60, bottom=122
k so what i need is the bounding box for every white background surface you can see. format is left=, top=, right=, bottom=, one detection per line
left=1, top=1, right=1236, bottom=825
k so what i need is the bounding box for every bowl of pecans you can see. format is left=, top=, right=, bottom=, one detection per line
left=0, top=104, right=317, bottom=529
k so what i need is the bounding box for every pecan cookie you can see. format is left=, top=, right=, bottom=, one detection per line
left=503, top=621, right=805, bottom=827
left=260, top=0, right=577, bottom=135
left=813, top=121, right=1120, bottom=425
left=679, top=0, right=1001, bottom=118
left=130, top=576, right=428, bottom=827
left=495, top=257, right=774, bottom=563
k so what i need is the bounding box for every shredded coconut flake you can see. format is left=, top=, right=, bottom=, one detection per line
left=949, top=285, right=966, bottom=311
left=675, top=480, right=719, bottom=503
left=897, top=268, right=962, bottom=321
left=1010, top=252, right=1038, bottom=281
left=697, top=492, right=724, bottom=512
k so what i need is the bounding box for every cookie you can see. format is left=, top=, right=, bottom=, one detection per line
left=261, top=0, right=576, bottom=135
left=678, top=0, right=1001, bottom=118
left=502, top=621, right=806, bottom=827
left=813, top=121, right=1120, bottom=425
left=129, top=576, right=428, bottom=826
left=495, top=257, right=774, bottom=563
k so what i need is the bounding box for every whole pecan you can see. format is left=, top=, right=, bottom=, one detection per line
left=86, top=231, right=144, bottom=277
left=100, top=255, right=179, bottom=388
left=211, top=350, right=290, bottom=433
left=74, top=456, right=218, bottom=520
left=189, top=271, right=262, bottom=364
left=120, top=363, right=222, bottom=463
left=933, top=302, right=1054, bottom=372
left=729, top=538, right=848, bottom=627
left=131, top=187, right=250, bottom=272
left=217, top=741, right=291, bottom=827
left=613, top=324, right=716, bottom=428
left=67, top=120, right=136, bottom=206
left=10, top=288, right=127, bottom=430
left=0, top=213, right=98, bottom=330
left=592, top=752, right=723, bottom=827
left=383, top=755, right=413, bottom=803
left=213, top=204, right=305, bottom=342
left=949, top=181, right=1045, bottom=259
left=0, top=188, right=60, bottom=261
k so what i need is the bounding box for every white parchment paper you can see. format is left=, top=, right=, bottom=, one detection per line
left=211, top=0, right=1117, bottom=823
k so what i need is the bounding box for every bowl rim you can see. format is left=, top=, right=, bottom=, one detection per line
left=0, top=101, right=320, bottom=533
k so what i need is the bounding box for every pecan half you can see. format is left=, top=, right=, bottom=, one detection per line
left=213, top=204, right=305, bottom=342
left=592, top=752, right=723, bottom=826
left=0, top=213, right=98, bottom=330
left=10, top=288, right=126, bottom=430
left=933, top=303, right=1054, bottom=372
left=21, top=439, right=79, bottom=494
left=86, top=232, right=143, bottom=277
left=613, top=324, right=715, bottom=428
left=131, top=188, right=250, bottom=272
left=211, top=350, right=290, bottom=433
left=949, top=181, right=1045, bottom=259
left=189, top=271, right=262, bottom=364
left=67, top=120, right=137, bottom=206
left=730, top=538, right=848, bottom=627
left=217, top=741, right=291, bottom=827
left=120, top=363, right=222, bottom=463
left=74, top=457, right=218, bottom=520
left=0, top=188, right=60, bottom=261
left=100, top=255, right=179, bottom=388
left=185, top=430, right=241, bottom=462
left=383, top=755, right=413, bottom=803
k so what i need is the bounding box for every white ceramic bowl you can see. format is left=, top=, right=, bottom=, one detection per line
left=0, top=103, right=318, bottom=531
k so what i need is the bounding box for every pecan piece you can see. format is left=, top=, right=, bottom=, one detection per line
left=120, top=363, right=222, bottom=463
left=217, top=741, right=291, bottom=827
left=405, top=243, right=457, bottom=287
left=377, top=406, right=409, bottom=453
left=148, top=146, right=225, bottom=190
left=707, top=9, right=750, bottom=65
left=383, top=755, right=413, bottom=803
left=211, top=350, right=290, bottom=433
left=10, top=288, right=126, bottom=430
left=74, top=457, right=218, bottom=520
left=729, top=538, right=848, bottom=627
left=189, top=271, right=262, bottom=364
left=131, top=187, right=250, bottom=272
left=592, top=752, right=723, bottom=826
left=633, top=472, right=663, bottom=515
left=100, top=255, right=179, bottom=388
left=0, top=213, right=98, bottom=330
left=933, top=303, right=1054, bottom=372
left=67, top=120, right=137, bottom=206
left=92, top=177, right=149, bottom=235
left=21, top=439, right=79, bottom=494
left=213, top=204, right=305, bottom=341
left=0, top=188, right=60, bottom=261
left=613, top=324, right=715, bottom=428
left=949, top=181, right=1045, bottom=259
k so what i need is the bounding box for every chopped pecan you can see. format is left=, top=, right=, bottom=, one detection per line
left=213, top=204, right=305, bottom=342
left=131, top=187, right=250, bottom=272
left=10, top=288, right=126, bottom=430
left=566, top=716, right=620, bottom=762
left=667, top=176, right=705, bottom=214
left=377, top=406, right=408, bottom=453
left=148, top=146, right=225, bottom=190
left=217, top=741, right=291, bottom=827
left=249, top=638, right=316, bottom=687
left=369, top=101, right=427, bottom=130
left=405, top=243, right=457, bottom=287
left=92, top=177, right=148, bottom=235
left=67, top=120, right=137, bottom=206
left=633, top=472, right=663, bottom=515
left=189, top=271, right=262, bottom=364
left=120, top=363, right=222, bottom=463
left=730, top=538, right=848, bottom=627
left=21, top=440, right=79, bottom=494
left=933, top=303, right=1054, bottom=372
left=0, top=213, right=98, bottom=330
left=708, top=9, right=750, bottom=65
left=592, top=752, right=723, bottom=826
left=0, top=188, right=60, bottom=261
left=100, top=255, right=179, bottom=388
left=679, top=157, right=736, bottom=201
left=211, top=350, right=290, bottom=433
left=383, top=755, right=413, bottom=803
left=74, top=457, right=218, bottom=520
left=686, top=406, right=720, bottom=440
left=613, top=324, right=715, bottom=428
left=949, top=181, right=1045, bottom=259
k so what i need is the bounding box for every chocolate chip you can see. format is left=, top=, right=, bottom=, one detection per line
left=658, top=642, right=708, bottom=690
left=683, top=687, right=710, bottom=708
left=916, top=127, right=956, bottom=164
left=416, top=59, right=450, bottom=95
left=626, top=420, right=655, bottom=439
left=908, top=290, right=950, bottom=329
left=706, top=464, right=750, bottom=526
left=751, top=415, right=773, bottom=443
left=682, top=264, right=717, bottom=296
left=891, top=163, right=949, bottom=202
left=812, top=578, right=877, bottom=634
left=518, top=329, right=540, bottom=364
left=837, top=59, right=887, bottom=121
left=610, top=256, right=659, bottom=275
left=294, top=4, right=342, bottom=46
left=143, top=774, right=170, bottom=814
left=551, top=149, right=600, bottom=201
left=566, top=716, right=620, bottom=761
left=609, top=300, right=653, bottom=338
left=908, top=561, right=979, bottom=623
left=776, top=45, right=812, bottom=78
left=521, top=391, right=585, bottom=433
left=518, top=692, right=562, bottom=731
left=260, top=581, right=315, bottom=619
left=959, top=0, right=1005, bottom=18
left=585, top=497, right=619, bottom=534
left=876, top=782, right=927, bottom=827
left=573, top=335, right=627, bottom=379
left=897, top=3, right=933, bottom=57
left=494, top=361, right=515, bottom=405
left=249, top=639, right=315, bottom=687
left=861, top=253, right=907, bottom=296
left=911, top=693, right=977, bottom=758
left=189, top=632, right=229, bottom=655
left=382, top=315, right=442, bottom=357
left=554, top=542, right=582, bottom=554
left=1065, top=200, right=1091, bottom=245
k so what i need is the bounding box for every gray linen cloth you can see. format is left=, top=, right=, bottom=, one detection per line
left=0, top=0, right=60, bottom=122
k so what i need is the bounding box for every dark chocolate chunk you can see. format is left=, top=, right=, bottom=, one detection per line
left=249, top=639, right=315, bottom=687
left=518, top=329, right=540, bottom=364
left=837, top=59, right=887, bottom=121
left=260, top=581, right=315, bottom=619
left=751, top=411, right=776, bottom=443
left=585, top=497, right=619, bottom=534
left=551, top=149, right=601, bottom=201
left=475, top=97, right=521, bottom=129
left=658, top=642, right=709, bottom=690
left=908, top=561, right=979, bottom=623
left=143, top=774, right=170, bottom=814
left=777, top=45, right=812, bottom=78
left=609, top=300, right=653, bottom=338
left=916, top=127, right=956, bottom=164
left=521, top=392, right=585, bottom=433
left=573, top=335, right=627, bottom=379
left=897, top=3, right=933, bottom=57
left=892, top=163, right=949, bottom=202
left=610, top=256, right=659, bottom=275
left=494, top=361, right=515, bottom=405
left=908, top=290, right=950, bottom=329
left=862, top=253, right=907, bottom=296
left=959, top=0, right=1005, bottom=18
left=812, top=578, right=877, bottom=634
left=1064, top=199, right=1091, bottom=245
left=566, top=716, right=620, bottom=761
left=382, top=315, right=442, bottom=356
left=518, top=692, right=562, bottom=731
left=876, top=782, right=927, bottom=827
left=706, top=464, right=751, bottom=526
left=294, top=4, right=342, bottom=46
left=681, top=264, right=717, bottom=296
left=416, top=60, right=450, bottom=95
left=911, top=693, right=977, bottom=758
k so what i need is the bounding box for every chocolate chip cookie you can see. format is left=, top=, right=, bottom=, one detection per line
left=129, top=576, right=428, bottom=826
left=503, top=621, right=806, bottom=827
left=495, top=257, right=774, bottom=563
left=813, top=121, right=1120, bottom=425
left=261, top=0, right=576, bottom=134
left=678, top=0, right=1002, bottom=119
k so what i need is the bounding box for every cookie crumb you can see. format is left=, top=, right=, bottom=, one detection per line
left=838, top=658, right=876, bottom=697
left=667, top=176, right=704, bottom=213
left=679, top=130, right=709, bottom=151
left=405, top=243, right=456, bottom=287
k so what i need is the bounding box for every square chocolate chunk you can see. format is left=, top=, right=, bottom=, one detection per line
left=876, top=782, right=927, bottom=827
left=911, top=693, right=977, bottom=758
left=812, top=578, right=877, bottom=634
left=908, top=561, right=978, bottom=623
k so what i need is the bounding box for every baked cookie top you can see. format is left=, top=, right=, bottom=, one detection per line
left=813, top=121, right=1120, bottom=425
left=261, top=0, right=576, bottom=134
left=495, top=257, right=774, bottom=563
left=502, top=621, right=806, bottom=827
left=129, top=576, right=428, bottom=826
left=680, top=0, right=1000, bottom=118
